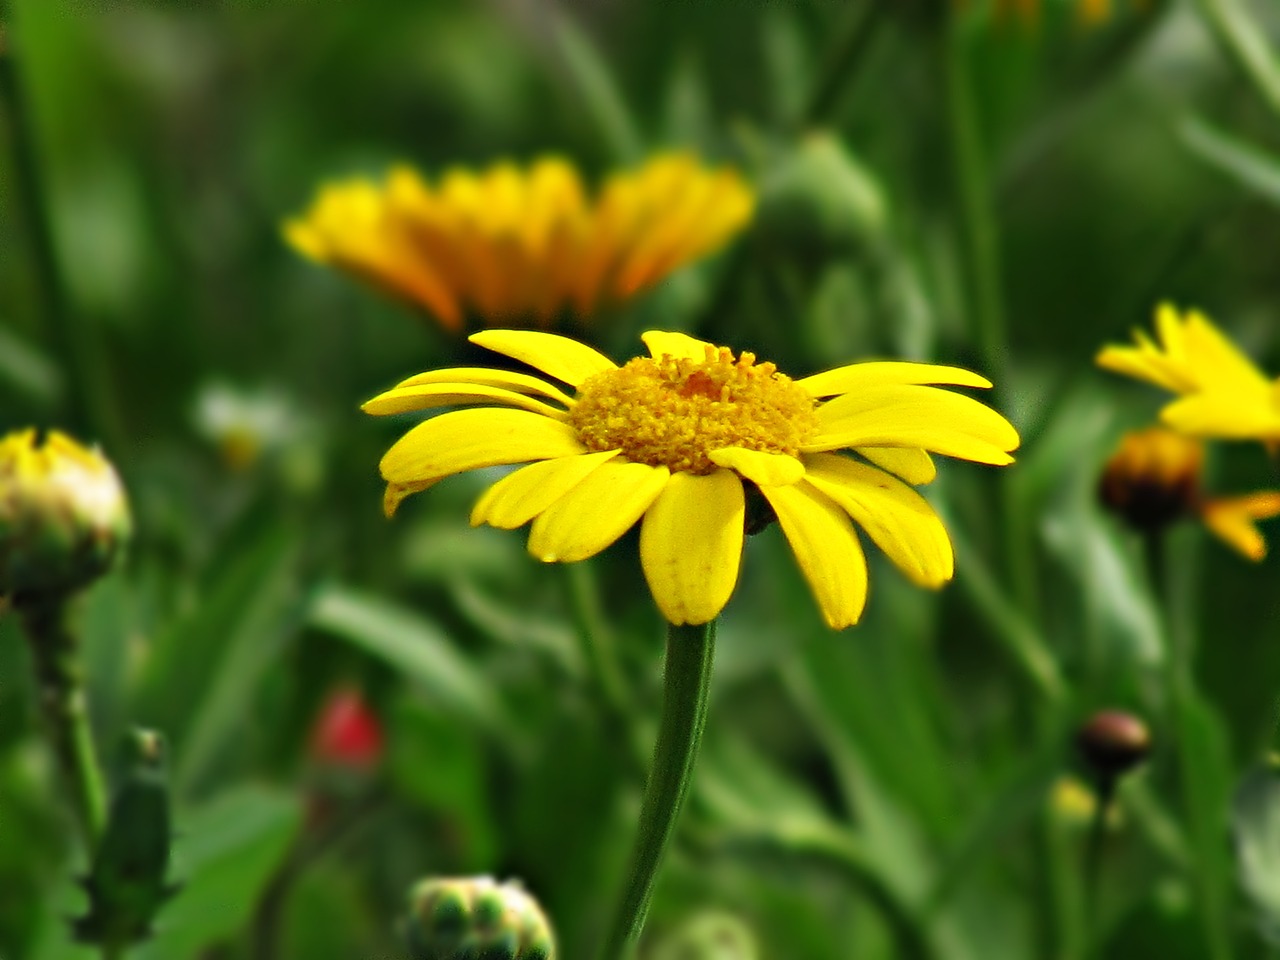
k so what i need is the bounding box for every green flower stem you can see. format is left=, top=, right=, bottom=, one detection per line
left=1192, top=0, right=1280, bottom=122
left=597, top=619, right=716, bottom=960
left=20, top=597, right=108, bottom=848
left=941, top=9, right=1040, bottom=625
left=1142, top=532, right=1233, bottom=960
left=0, top=5, right=118, bottom=446
left=802, top=1, right=888, bottom=125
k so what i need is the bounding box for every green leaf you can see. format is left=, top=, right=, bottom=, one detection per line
left=1234, top=762, right=1280, bottom=945
left=307, top=582, right=502, bottom=732
left=0, top=323, right=62, bottom=405
left=133, top=786, right=302, bottom=960
left=551, top=11, right=641, bottom=162
left=174, top=536, right=303, bottom=796
left=1178, top=114, right=1280, bottom=208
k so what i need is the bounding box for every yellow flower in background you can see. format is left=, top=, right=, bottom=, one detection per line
left=364, top=330, right=1018, bottom=629
left=285, top=154, right=754, bottom=332
left=1099, top=426, right=1280, bottom=560
left=1097, top=303, right=1280, bottom=442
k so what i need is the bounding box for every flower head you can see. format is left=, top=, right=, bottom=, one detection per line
left=1097, top=303, right=1280, bottom=441
left=0, top=429, right=131, bottom=602
left=404, top=876, right=555, bottom=960
left=286, top=154, right=753, bottom=332
left=364, top=330, right=1018, bottom=629
left=1098, top=426, right=1280, bottom=560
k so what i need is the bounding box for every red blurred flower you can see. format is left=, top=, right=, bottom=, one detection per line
left=309, top=687, right=384, bottom=770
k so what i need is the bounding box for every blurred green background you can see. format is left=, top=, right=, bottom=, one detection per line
left=5, top=0, right=1280, bottom=958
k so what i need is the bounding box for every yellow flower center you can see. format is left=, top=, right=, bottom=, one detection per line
left=569, top=345, right=819, bottom=474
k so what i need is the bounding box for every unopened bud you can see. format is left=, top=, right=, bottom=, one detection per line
left=309, top=686, right=384, bottom=771
left=0, top=429, right=130, bottom=602
left=404, top=876, right=555, bottom=960
left=1076, top=710, right=1151, bottom=781
left=1098, top=427, right=1201, bottom=532
left=650, top=911, right=760, bottom=960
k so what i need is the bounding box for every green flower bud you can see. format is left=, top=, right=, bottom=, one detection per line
left=0, top=429, right=131, bottom=603
left=650, top=911, right=760, bottom=960
left=404, top=876, right=556, bottom=960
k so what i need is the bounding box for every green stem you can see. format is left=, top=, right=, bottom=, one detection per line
left=1084, top=774, right=1116, bottom=947
left=802, top=1, right=887, bottom=125
left=1192, top=0, right=1280, bottom=122
left=20, top=597, right=108, bottom=848
left=565, top=562, right=633, bottom=723
left=942, top=8, right=1040, bottom=627
left=0, top=4, right=117, bottom=445
left=597, top=619, right=716, bottom=960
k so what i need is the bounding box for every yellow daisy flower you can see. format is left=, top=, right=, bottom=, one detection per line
left=364, top=330, right=1019, bottom=629
left=1098, top=426, right=1280, bottom=560
left=285, top=153, right=754, bottom=333
left=1097, top=303, right=1280, bottom=441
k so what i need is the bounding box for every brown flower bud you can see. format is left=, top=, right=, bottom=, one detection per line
left=1098, top=427, right=1202, bottom=532
left=1076, top=710, right=1151, bottom=781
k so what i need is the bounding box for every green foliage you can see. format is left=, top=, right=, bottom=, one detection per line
left=4, top=0, right=1280, bottom=958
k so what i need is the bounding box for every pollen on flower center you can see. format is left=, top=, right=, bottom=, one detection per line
left=568, top=345, right=819, bottom=474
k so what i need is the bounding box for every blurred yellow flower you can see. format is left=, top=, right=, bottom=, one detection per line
left=1099, top=426, right=1280, bottom=560
left=285, top=154, right=754, bottom=332
left=365, top=330, right=1018, bottom=629
left=1097, top=303, right=1280, bottom=442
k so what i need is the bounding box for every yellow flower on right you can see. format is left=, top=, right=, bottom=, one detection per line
left=1096, top=303, right=1280, bottom=442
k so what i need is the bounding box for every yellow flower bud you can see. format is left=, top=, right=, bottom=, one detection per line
left=0, top=429, right=131, bottom=602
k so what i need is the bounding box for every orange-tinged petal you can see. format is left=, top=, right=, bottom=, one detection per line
left=802, top=453, right=953, bottom=587
left=759, top=482, right=868, bottom=629
left=471, top=451, right=620, bottom=529
left=640, top=470, right=745, bottom=624
left=527, top=461, right=670, bottom=563
left=379, top=408, right=585, bottom=484
left=469, top=330, right=617, bottom=387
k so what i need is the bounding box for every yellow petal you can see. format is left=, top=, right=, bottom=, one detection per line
left=1183, top=309, right=1272, bottom=393
left=759, top=482, right=868, bottom=630
left=527, top=461, right=671, bottom=563
left=799, top=361, right=992, bottom=398
left=855, top=447, right=936, bottom=485
left=1095, top=345, right=1191, bottom=394
left=471, top=451, right=620, bottom=529
left=708, top=447, right=805, bottom=486
left=1200, top=493, right=1280, bottom=561
left=641, top=330, right=714, bottom=362
left=392, top=367, right=574, bottom=406
left=362, top=383, right=569, bottom=419
left=383, top=478, right=438, bottom=517
left=1160, top=393, right=1280, bottom=440
left=379, top=408, right=585, bottom=483
left=639, top=470, right=745, bottom=624
left=807, top=385, right=1019, bottom=464
left=802, top=453, right=953, bottom=587
left=469, top=331, right=616, bottom=388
